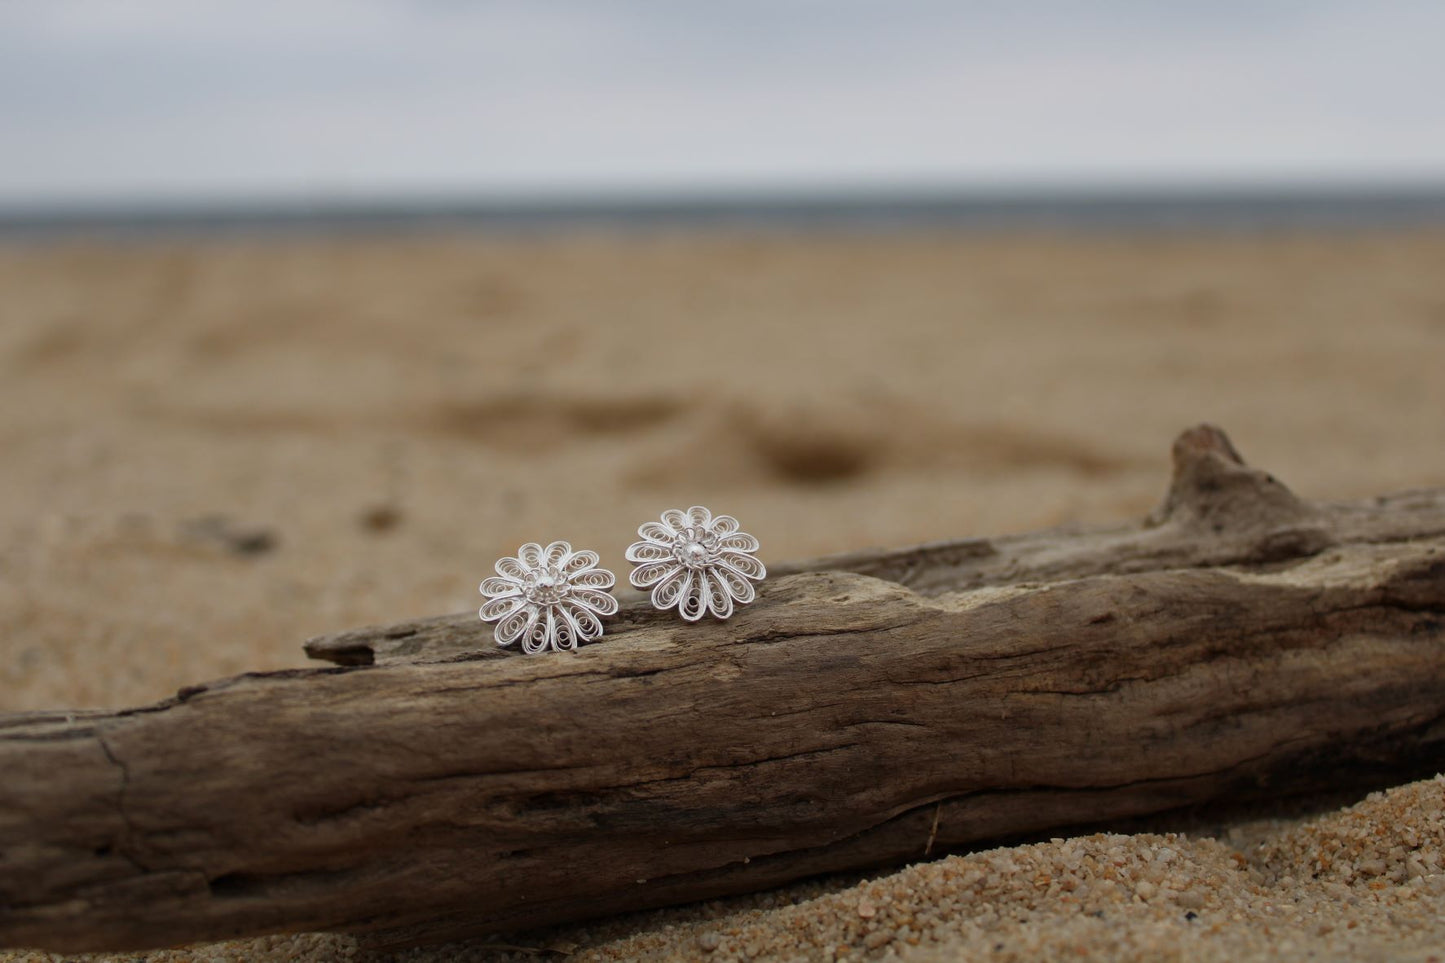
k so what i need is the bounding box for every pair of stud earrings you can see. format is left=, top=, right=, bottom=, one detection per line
left=478, top=505, right=767, bottom=654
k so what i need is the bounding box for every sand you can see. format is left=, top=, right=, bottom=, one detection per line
left=2, top=228, right=1444, bottom=960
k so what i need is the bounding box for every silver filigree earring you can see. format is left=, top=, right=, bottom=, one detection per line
left=626, top=506, right=765, bottom=621
left=479, top=541, right=618, bottom=653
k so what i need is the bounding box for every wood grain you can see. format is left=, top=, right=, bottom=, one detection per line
left=2, top=425, right=1443, bottom=952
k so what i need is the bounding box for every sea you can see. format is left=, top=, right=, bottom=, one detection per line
left=3, top=186, right=1445, bottom=240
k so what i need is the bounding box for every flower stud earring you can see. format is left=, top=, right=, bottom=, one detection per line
left=480, top=541, right=618, bottom=653
left=627, top=506, right=765, bottom=621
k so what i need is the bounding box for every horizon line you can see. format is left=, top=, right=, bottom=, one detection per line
left=5, top=175, right=1445, bottom=218
left=4, top=180, right=1445, bottom=239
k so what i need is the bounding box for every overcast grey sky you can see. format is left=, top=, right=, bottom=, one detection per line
left=2, top=0, right=1443, bottom=205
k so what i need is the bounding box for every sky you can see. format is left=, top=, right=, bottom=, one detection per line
left=1, top=0, right=1443, bottom=207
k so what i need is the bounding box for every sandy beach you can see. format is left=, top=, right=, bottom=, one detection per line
left=2, top=228, right=1444, bottom=961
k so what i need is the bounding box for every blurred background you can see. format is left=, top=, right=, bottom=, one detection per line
left=2, top=0, right=1444, bottom=711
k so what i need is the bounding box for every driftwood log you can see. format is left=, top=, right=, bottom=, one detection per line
left=2, top=425, right=1444, bottom=952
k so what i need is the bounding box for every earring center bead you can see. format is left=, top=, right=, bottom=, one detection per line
left=673, top=527, right=718, bottom=568
left=523, top=566, right=569, bottom=604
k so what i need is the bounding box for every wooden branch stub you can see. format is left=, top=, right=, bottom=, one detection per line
left=2, top=425, right=1444, bottom=953
left=1150, top=423, right=1323, bottom=538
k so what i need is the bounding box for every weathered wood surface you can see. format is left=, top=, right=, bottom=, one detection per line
left=2, top=425, right=1444, bottom=952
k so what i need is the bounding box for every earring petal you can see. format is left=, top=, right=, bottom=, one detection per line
left=705, top=572, right=734, bottom=619
left=652, top=567, right=690, bottom=611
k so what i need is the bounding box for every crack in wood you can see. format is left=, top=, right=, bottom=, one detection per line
left=93, top=728, right=151, bottom=876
